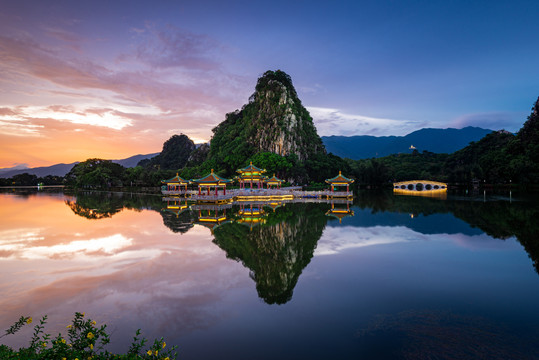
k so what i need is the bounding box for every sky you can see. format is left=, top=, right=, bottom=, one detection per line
left=1, top=0, right=538, bottom=168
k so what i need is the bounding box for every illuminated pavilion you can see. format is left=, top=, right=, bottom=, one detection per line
left=325, top=171, right=355, bottom=193
left=162, top=173, right=189, bottom=192
left=236, top=162, right=266, bottom=189
left=265, top=174, right=283, bottom=189
left=191, top=169, right=232, bottom=196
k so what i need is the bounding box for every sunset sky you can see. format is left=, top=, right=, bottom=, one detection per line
left=1, top=0, right=538, bottom=168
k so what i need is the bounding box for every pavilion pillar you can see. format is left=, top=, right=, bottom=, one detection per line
left=224, top=187, right=226, bottom=195
left=198, top=187, right=201, bottom=195
left=347, top=184, right=349, bottom=193
left=215, top=186, right=218, bottom=196
left=207, top=187, right=210, bottom=195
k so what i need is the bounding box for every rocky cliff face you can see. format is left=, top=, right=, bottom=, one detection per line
left=209, top=70, right=326, bottom=173
left=247, top=70, right=325, bottom=160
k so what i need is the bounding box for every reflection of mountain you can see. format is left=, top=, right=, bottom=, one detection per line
left=354, top=190, right=539, bottom=274
left=65, top=192, right=126, bottom=219
left=65, top=192, right=198, bottom=234
left=161, top=207, right=196, bottom=234
left=213, top=203, right=329, bottom=304
left=65, top=191, right=162, bottom=218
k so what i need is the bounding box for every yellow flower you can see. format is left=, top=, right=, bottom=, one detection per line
left=41, top=342, right=47, bottom=347
left=82, top=312, right=85, bottom=317
left=87, top=332, right=94, bottom=339
left=147, top=350, right=153, bottom=356
left=62, top=358, right=66, bottom=360
left=91, top=320, right=96, bottom=326
left=162, top=342, right=166, bottom=348
left=155, top=350, right=158, bottom=355
left=90, top=343, right=94, bottom=350
left=26, top=317, right=32, bottom=324
left=67, top=325, right=72, bottom=329
left=61, top=338, right=66, bottom=344
left=165, top=358, right=170, bottom=360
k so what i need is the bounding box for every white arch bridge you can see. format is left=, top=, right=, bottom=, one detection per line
left=393, top=180, right=447, bottom=192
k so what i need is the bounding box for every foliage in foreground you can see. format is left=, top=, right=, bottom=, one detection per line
left=0, top=313, right=177, bottom=360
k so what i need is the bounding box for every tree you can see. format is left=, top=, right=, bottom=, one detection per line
left=65, top=159, right=126, bottom=188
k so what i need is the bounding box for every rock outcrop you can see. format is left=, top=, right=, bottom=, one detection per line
left=209, top=70, right=326, bottom=174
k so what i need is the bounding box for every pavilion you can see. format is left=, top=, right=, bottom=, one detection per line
left=162, top=173, right=189, bottom=192
left=191, top=169, right=232, bottom=196
left=236, top=162, right=266, bottom=189
left=325, top=171, right=355, bottom=193
left=265, top=174, right=283, bottom=189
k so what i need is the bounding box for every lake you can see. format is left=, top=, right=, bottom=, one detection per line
left=1, top=189, right=539, bottom=359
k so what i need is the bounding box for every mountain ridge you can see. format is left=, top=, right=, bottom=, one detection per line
left=0, top=153, right=159, bottom=178
left=322, top=126, right=494, bottom=159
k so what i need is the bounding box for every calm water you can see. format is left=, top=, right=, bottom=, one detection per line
left=1, top=189, right=539, bottom=359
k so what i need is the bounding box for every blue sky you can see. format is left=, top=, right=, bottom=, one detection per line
left=1, top=0, right=538, bottom=167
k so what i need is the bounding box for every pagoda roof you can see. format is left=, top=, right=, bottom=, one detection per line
left=325, top=209, right=355, bottom=222
left=191, top=169, right=232, bottom=184
left=325, top=171, right=355, bottom=184
left=162, top=173, right=189, bottom=184
left=236, top=162, right=266, bottom=174
left=266, top=174, right=283, bottom=183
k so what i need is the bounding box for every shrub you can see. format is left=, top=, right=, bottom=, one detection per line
left=0, top=313, right=177, bottom=359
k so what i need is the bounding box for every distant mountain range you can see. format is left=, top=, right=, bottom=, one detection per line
left=321, top=126, right=494, bottom=159
left=1, top=127, right=495, bottom=178
left=0, top=153, right=159, bottom=178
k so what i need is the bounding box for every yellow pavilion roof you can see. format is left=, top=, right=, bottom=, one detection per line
left=325, top=171, right=355, bottom=185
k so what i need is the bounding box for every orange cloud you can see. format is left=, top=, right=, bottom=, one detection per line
left=0, top=23, right=250, bottom=167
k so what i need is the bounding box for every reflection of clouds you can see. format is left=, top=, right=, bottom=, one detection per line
left=2, top=233, right=133, bottom=260
left=0, top=194, right=250, bottom=351
left=317, top=225, right=510, bottom=256
left=315, top=226, right=423, bottom=256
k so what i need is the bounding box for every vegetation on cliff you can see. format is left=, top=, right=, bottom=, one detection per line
left=138, top=134, right=196, bottom=171
left=207, top=70, right=328, bottom=180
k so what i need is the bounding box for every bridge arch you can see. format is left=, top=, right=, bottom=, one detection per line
left=393, top=180, right=447, bottom=192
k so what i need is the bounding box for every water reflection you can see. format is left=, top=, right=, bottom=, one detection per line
left=64, top=190, right=539, bottom=279
left=2, top=189, right=539, bottom=359
left=213, top=203, right=329, bottom=304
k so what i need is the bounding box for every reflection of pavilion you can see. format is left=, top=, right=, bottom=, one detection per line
left=325, top=200, right=354, bottom=223
left=163, top=197, right=190, bottom=217
left=191, top=203, right=232, bottom=234
left=236, top=202, right=267, bottom=229
left=265, top=201, right=283, bottom=212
